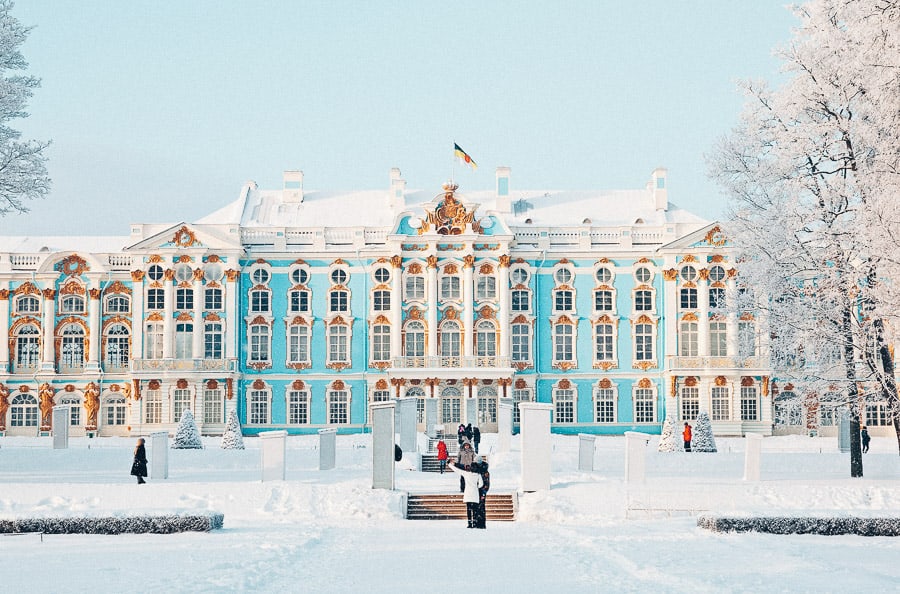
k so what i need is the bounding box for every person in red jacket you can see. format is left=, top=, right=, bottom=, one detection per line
left=683, top=422, right=693, bottom=452
left=436, top=439, right=449, bottom=474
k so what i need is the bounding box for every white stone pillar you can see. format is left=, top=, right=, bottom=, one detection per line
left=726, top=276, right=738, bottom=358
left=0, top=291, right=9, bottom=371
left=162, top=269, right=174, bottom=359
left=663, top=267, right=678, bottom=366
left=463, top=256, right=474, bottom=358
left=391, top=257, right=402, bottom=361
left=131, top=271, right=145, bottom=362
left=698, top=276, right=709, bottom=358
left=743, top=432, right=762, bottom=481
left=41, top=288, right=55, bottom=368
left=192, top=270, right=204, bottom=359
left=87, top=287, right=101, bottom=368
left=225, top=270, right=238, bottom=359
left=520, top=402, right=552, bottom=492
left=498, top=256, right=510, bottom=358
left=427, top=257, right=437, bottom=357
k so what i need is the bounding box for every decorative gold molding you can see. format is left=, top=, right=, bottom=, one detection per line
left=498, top=255, right=510, bottom=268
left=715, top=375, right=728, bottom=386
left=704, top=226, right=726, bottom=246
left=58, top=254, right=89, bottom=277
left=638, top=378, right=652, bottom=389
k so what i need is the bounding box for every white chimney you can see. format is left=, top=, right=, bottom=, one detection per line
left=390, top=168, right=406, bottom=211
left=651, top=167, right=667, bottom=211
left=283, top=170, right=304, bottom=203
left=495, top=166, right=511, bottom=213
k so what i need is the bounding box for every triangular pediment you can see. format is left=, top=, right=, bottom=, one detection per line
left=659, top=222, right=729, bottom=251
left=125, top=223, right=243, bottom=252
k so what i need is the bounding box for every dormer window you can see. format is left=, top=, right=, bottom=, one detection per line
left=15, top=295, right=40, bottom=314
left=60, top=295, right=85, bottom=314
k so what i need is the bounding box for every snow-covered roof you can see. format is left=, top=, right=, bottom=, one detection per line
left=0, top=235, right=131, bottom=253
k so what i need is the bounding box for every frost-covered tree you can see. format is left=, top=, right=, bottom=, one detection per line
left=709, top=0, right=900, bottom=473
left=657, top=416, right=680, bottom=452
left=172, top=408, right=203, bottom=449
left=220, top=409, right=245, bottom=450
left=692, top=412, right=717, bottom=453
left=0, top=1, right=50, bottom=215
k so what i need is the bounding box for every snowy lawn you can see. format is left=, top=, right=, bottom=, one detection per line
left=1, top=433, right=899, bottom=593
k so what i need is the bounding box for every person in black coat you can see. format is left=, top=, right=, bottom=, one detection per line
left=472, top=456, right=490, bottom=529
left=472, top=426, right=481, bottom=454
left=131, top=437, right=148, bottom=484
left=861, top=427, right=871, bottom=453
left=465, top=423, right=473, bottom=442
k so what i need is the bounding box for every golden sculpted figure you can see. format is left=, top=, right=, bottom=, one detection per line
left=84, top=382, right=100, bottom=429
left=39, top=383, right=55, bottom=428
left=0, top=383, right=9, bottom=429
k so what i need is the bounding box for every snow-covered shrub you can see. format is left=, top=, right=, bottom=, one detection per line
left=0, top=513, right=224, bottom=534
left=657, top=416, right=679, bottom=452
left=698, top=514, right=900, bottom=536
left=221, top=409, right=245, bottom=450
left=173, top=409, right=203, bottom=449
left=692, top=411, right=717, bottom=453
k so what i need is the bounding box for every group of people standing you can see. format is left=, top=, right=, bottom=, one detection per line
left=457, top=423, right=481, bottom=453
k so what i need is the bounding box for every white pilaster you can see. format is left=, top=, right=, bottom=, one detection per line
left=225, top=271, right=238, bottom=359
left=162, top=271, right=174, bottom=359
left=132, top=273, right=144, bottom=361
left=427, top=258, right=437, bottom=357
left=463, top=257, right=474, bottom=357
left=726, top=276, right=738, bottom=358
left=663, top=267, right=677, bottom=365
left=0, top=292, right=9, bottom=371
left=192, top=272, right=204, bottom=359
left=41, top=288, right=55, bottom=368
left=391, top=257, right=402, bottom=360
left=87, top=287, right=101, bottom=367
left=498, top=257, right=510, bottom=358
left=698, top=277, right=709, bottom=357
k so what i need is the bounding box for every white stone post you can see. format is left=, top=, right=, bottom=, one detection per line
left=318, top=427, right=337, bottom=470
left=260, top=430, right=288, bottom=481
left=520, top=402, right=552, bottom=492
left=497, top=399, right=513, bottom=453
left=371, top=401, right=396, bottom=490
left=52, top=406, right=70, bottom=449
left=743, top=432, right=762, bottom=481
left=397, top=396, right=417, bottom=454
left=424, top=397, right=438, bottom=437
left=624, top=431, right=651, bottom=483
left=578, top=433, right=596, bottom=472
left=150, top=431, right=169, bottom=480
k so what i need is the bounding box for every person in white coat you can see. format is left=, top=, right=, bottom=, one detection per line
left=448, top=460, right=483, bottom=528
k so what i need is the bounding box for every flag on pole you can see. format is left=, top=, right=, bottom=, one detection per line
left=454, top=143, right=478, bottom=170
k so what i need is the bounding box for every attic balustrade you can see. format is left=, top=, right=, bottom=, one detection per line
left=392, top=355, right=511, bottom=369
left=669, top=356, right=763, bottom=370
left=132, top=359, right=239, bottom=372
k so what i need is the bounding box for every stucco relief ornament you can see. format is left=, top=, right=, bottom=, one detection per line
left=172, top=226, right=198, bottom=248
left=419, top=183, right=482, bottom=235
left=57, top=254, right=89, bottom=277
left=705, top=226, right=727, bottom=247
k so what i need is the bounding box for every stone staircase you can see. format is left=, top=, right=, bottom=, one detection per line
left=405, top=493, right=516, bottom=522
left=421, top=436, right=486, bottom=473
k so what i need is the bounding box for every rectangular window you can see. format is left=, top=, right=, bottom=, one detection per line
left=594, top=290, right=613, bottom=312
left=204, top=323, right=223, bottom=359
left=205, top=288, right=223, bottom=311
left=554, top=324, right=574, bottom=362
left=203, top=389, right=223, bottom=424
left=554, top=290, right=573, bottom=312
left=594, top=324, right=614, bottom=361
left=511, top=290, right=530, bottom=312
left=175, top=323, right=192, bottom=359
left=740, top=386, right=758, bottom=421
left=739, top=321, right=757, bottom=358
left=146, top=289, right=164, bottom=310
left=290, top=289, right=310, bottom=313
left=249, top=325, right=270, bottom=362
left=372, top=325, right=391, bottom=362
left=441, top=396, right=461, bottom=424
left=595, top=388, right=615, bottom=423
left=440, top=276, right=461, bottom=301
left=328, top=325, right=349, bottom=363
left=145, top=324, right=164, bottom=359
left=476, top=276, right=496, bottom=301
left=711, top=386, right=730, bottom=421
left=680, top=288, right=698, bottom=309
left=405, top=276, right=425, bottom=301
left=679, top=322, right=698, bottom=357
left=288, top=325, right=310, bottom=364
left=710, top=321, right=727, bottom=357
left=328, top=390, right=349, bottom=424
left=176, top=288, right=193, bottom=311
left=512, top=323, right=531, bottom=363
left=635, top=323, right=654, bottom=361
left=329, top=290, right=349, bottom=313
left=144, top=389, right=162, bottom=424
left=634, top=388, right=655, bottom=423
left=288, top=391, right=309, bottom=424
left=709, top=287, right=725, bottom=309
left=680, top=386, right=699, bottom=421
left=172, top=388, right=192, bottom=424
left=554, top=389, right=575, bottom=423
left=373, top=290, right=391, bottom=311
left=634, top=290, right=652, bottom=311
left=512, top=389, right=531, bottom=424
left=866, top=403, right=889, bottom=426
left=249, top=390, right=269, bottom=424
left=250, top=290, right=270, bottom=313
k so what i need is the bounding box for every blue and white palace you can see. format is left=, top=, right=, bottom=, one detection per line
left=0, top=167, right=774, bottom=437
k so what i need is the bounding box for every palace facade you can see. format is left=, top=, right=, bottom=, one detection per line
left=0, top=167, right=774, bottom=437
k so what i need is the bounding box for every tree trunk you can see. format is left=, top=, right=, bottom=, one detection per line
left=843, top=306, right=864, bottom=477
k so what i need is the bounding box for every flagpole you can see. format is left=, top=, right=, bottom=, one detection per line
left=450, top=140, right=455, bottom=185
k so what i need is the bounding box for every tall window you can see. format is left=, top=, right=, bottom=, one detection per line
left=679, top=287, right=698, bottom=310
left=329, top=289, right=349, bottom=313
left=635, top=323, right=654, bottom=361
left=511, top=323, right=531, bottom=363
left=681, top=386, right=699, bottom=421
left=405, top=275, right=425, bottom=301
left=477, top=387, right=497, bottom=424
left=634, top=388, right=655, bottom=423
left=104, top=395, right=127, bottom=426
left=594, top=289, right=614, bottom=312
left=104, top=295, right=130, bottom=314
left=250, top=289, right=270, bottom=313
left=512, top=388, right=532, bottom=424
left=711, top=386, right=730, bottom=421
left=709, top=321, right=727, bottom=357
left=679, top=321, right=698, bottom=357
left=249, top=324, right=270, bottom=363
left=441, top=387, right=461, bottom=424
left=10, top=394, right=38, bottom=427
left=440, top=321, right=461, bottom=361
left=476, top=275, right=496, bottom=301
left=289, top=289, right=310, bottom=313
left=475, top=320, right=496, bottom=358
left=60, top=324, right=85, bottom=371
left=511, top=289, right=530, bottom=312
left=372, top=323, right=391, bottom=363
left=145, top=323, right=163, bottom=359
left=739, top=321, right=757, bottom=358
left=554, top=388, right=575, bottom=423
left=595, top=387, right=616, bottom=423
left=440, top=276, right=461, bottom=301
left=327, top=324, right=349, bottom=364
left=740, top=386, right=759, bottom=421
left=175, top=288, right=193, bottom=311
left=15, top=324, right=40, bottom=370
left=288, top=324, right=310, bottom=365
left=173, top=388, right=192, bottom=423
left=144, top=389, right=162, bottom=424
left=594, top=323, right=614, bottom=362
left=372, top=290, right=391, bottom=312
left=327, top=389, right=349, bottom=424
left=205, top=287, right=223, bottom=311
left=554, top=323, right=574, bottom=363
left=709, top=287, right=725, bottom=309
left=634, top=290, right=652, bottom=311
left=175, top=323, right=192, bottom=359
left=104, top=324, right=130, bottom=370
left=204, top=322, right=223, bottom=359
left=554, top=289, right=574, bottom=312
left=146, top=288, right=164, bottom=310
left=288, top=390, right=310, bottom=424
left=404, top=320, right=425, bottom=358
left=203, top=388, right=224, bottom=424
left=249, top=389, right=270, bottom=424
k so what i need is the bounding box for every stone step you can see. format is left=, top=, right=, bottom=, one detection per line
left=406, top=494, right=516, bottom=521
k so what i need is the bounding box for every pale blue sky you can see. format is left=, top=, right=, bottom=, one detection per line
left=4, top=1, right=796, bottom=236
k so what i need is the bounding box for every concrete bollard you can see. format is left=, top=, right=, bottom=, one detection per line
left=578, top=434, right=596, bottom=472
left=318, top=428, right=336, bottom=471
left=624, top=431, right=651, bottom=483
left=371, top=401, right=396, bottom=490
left=743, top=433, right=763, bottom=481
left=520, top=402, right=553, bottom=492
left=150, top=431, right=169, bottom=480
left=259, top=430, right=287, bottom=481
left=52, top=406, right=69, bottom=449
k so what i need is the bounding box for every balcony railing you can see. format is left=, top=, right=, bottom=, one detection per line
left=132, top=358, right=238, bottom=372
left=391, top=355, right=511, bottom=369
left=669, top=356, right=764, bottom=369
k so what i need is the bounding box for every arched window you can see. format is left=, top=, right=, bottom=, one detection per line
left=10, top=393, right=38, bottom=427
left=104, top=323, right=130, bottom=370
left=404, top=320, right=425, bottom=359
left=406, top=386, right=426, bottom=423
left=103, top=395, right=127, bottom=426
left=440, top=320, right=461, bottom=363
left=477, top=386, right=497, bottom=424
left=60, top=295, right=85, bottom=314
left=249, top=387, right=271, bottom=424
left=15, top=324, right=40, bottom=371
left=59, top=395, right=82, bottom=426
left=475, top=320, right=496, bottom=359
left=371, top=323, right=391, bottom=363
left=145, top=322, right=163, bottom=359
left=440, top=387, right=461, bottom=424
left=60, top=324, right=85, bottom=371
left=15, top=295, right=39, bottom=314
left=104, top=294, right=130, bottom=314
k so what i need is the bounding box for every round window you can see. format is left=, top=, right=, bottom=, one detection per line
left=709, top=266, right=726, bottom=282
left=510, top=268, right=529, bottom=285
left=291, top=268, right=309, bottom=285
left=252, top=268, right=270, bottom=284
left=174, top=264, right=194, bottom=283
left=680, top=266, right=698, bottom=282
left=374, top=267, right=390, bottom=283
left=204, top=263, right=223, bottom=282
left=331, top=269, right=348, bottom=285
left=595, top=267, right=612, bottom=284
left=554, top=268, right=573, bottom=285
left=635, top=267, right=652, bottom=283
left=147, top=264, right=164, bottom=281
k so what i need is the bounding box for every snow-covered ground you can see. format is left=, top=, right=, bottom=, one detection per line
left=1, top=433, right=899, bottom=593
